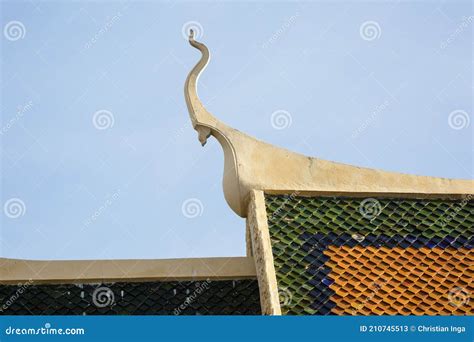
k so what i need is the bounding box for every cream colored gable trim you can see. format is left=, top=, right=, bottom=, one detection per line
left=0, top=257, right=256, bottom=285
left=247, top=190, right=281, bottom=315
left=245, top=219, right=253, bottom=257
left=184, top=32, right=473, bottom=217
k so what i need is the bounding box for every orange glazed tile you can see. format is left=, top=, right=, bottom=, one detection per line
left=324, top=246, right=473, bottom=315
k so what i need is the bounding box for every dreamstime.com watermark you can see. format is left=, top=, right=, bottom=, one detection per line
left=359, top=21, right=381, bottom=41
left=0, top=100, right=34, bottom=136
left=351, top=233, right=366, bottom=243
left=3, top=198, right=26, bottom=219
left=174, top=280, right=211, bottom=315
left=440, top=194, right=472, bottom=227
left=4, top=323, right=85, bottom=336
left=262, top=11, right=300, bottom=49
left=0, top=279, right=33, bottom=313
left=448, top=286, right=470, bottom=308
left=359, top=198, right=382, bottom=220
left=82, top=189, right=121, bottom=228
left=269, top=191, right=300, bottom=221
left=448, top=110, right=470, bottom=130
left=352, top=280, right=385, bottom=314
left=352, top=99, right=390, bottom=139
left=93, top=109, right=115, bottom=130
left=270, top=110, right=293, bottom=130
left=3, top=20, right=26, bottom=41
left=83, top=11, right=124, bottom=51
left=92, top=286, right=115, bottom=308
left=279, top=287, right=293, bottom=308
left=182, top=21, right=203, bottom=40
left=439, top=15, right=473, bottom=51
left=181, top=198, right=204, bottom=218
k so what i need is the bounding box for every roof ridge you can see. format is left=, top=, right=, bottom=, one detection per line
left=184, top=33, right=474, bottom=217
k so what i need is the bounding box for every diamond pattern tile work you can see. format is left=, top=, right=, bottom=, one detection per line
left=325, top=246, right=473, bottom=315
left=265, top=194, right=473, bottom=315
left=0, top=280, right=261, bottom=315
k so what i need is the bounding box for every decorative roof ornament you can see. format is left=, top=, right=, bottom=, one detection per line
left=184, top=32, right=473, bottom=217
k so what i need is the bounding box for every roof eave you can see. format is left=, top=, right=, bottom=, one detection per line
left=0, top=256, right=257, bottom=285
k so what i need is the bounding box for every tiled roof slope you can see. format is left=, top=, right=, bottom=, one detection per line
left=265, top=194, right=473, bottom=315
left=0, top=280, right=261, bottom=315
left=326, top=246, right=471, bottom=315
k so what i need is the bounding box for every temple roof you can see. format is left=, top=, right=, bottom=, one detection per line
left=0, top=280, right=260, bottom=315
left=183, top=33, right=472, bottom=315
left=0, top=257, right=260, bottom=315
left=265, top=194, right=473, bottom=315
left=184, top=31, right=473, bottom=218
left=0, top=33, right=472, bottom=317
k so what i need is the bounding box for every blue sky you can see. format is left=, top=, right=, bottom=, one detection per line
left=1, top=1, right=472, bottom=260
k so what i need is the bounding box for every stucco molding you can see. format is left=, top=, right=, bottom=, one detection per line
left=184, top=32, right=473, bottom=218
left=0, top=257, right=256, bottom=285
left=247, top=190, right=281, bottom=315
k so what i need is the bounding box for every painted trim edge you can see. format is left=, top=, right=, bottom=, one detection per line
left=0, top=257, right=257, bottom=285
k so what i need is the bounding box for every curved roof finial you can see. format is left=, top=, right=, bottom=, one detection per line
left=184, top=35, right=473, bottom=218
left=184, top=29, right=219, bottom=146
